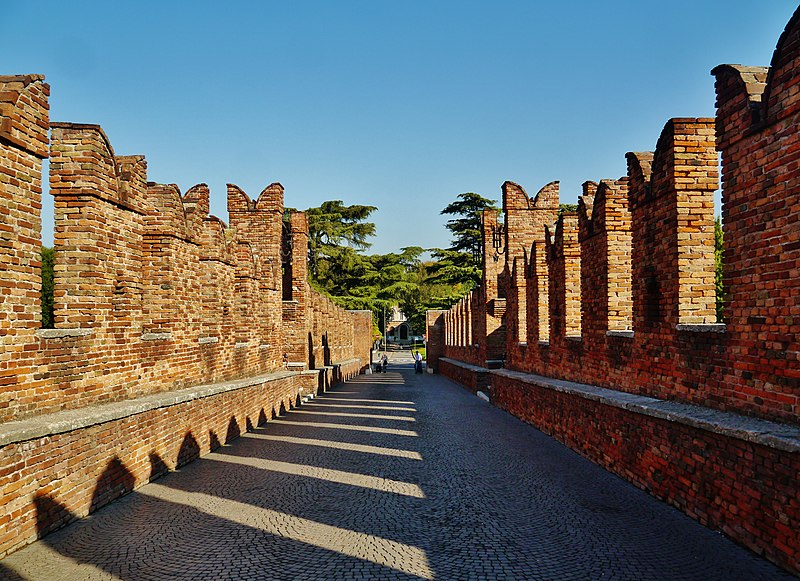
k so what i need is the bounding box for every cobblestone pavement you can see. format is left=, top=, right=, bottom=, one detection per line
left=1, top=358, right=792, bottom=580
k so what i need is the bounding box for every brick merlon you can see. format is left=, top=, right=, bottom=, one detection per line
left=625, top=151, right=654, bottom=194
left=0, top=74, right=49, bottom=158
left=51, top=121, right=115, bottom=159
left=761, top=4, right=800, bottom=117
left=532, top=180, right=560, bottom=209
left=502, top=180, right=529, bottom=211
left=227, top=183, right=254, bottom=212
left=256, top=182, right=285, bottom=211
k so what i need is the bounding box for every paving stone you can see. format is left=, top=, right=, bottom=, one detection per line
left=0, top=355, right=791, bottom=580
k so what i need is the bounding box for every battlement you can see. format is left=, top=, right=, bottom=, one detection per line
left=433, top=22, right=800, bottom=574
left=0, top=74, right=49, bottom=157
left=0, top=77, right=371, bottom=425
left=0, top=72, right=373, bottom=561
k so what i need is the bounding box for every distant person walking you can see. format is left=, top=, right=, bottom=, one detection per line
left=381, top=354, right=388, bottom=373
left=414, top=351, right=423, bottom=374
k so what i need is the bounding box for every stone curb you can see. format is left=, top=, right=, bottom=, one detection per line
left=0, top=370, right=299, bottom=447
left=491, top=368, right=800, bottom=454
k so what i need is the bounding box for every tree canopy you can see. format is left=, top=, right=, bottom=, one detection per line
left=301, top=194, right=492, bottom=338
left=427, top=192, right=497, bottom=290
left=305, top=200, right=377, bottom=285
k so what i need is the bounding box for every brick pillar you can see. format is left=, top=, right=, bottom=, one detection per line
left=714, top=44, right=800, bottom=417
left=578, top=178, right=632, bottom=351
left=628, top=119, right=718, bottom=334
left=456, top=300, right=463, bottom=347
left=547, top=213, right=581, bottom=346
left=50, top=123, right=148, bottom=330
left=481, top=208, right=503, bottom=301
left=227, top=183, right=284, bottom=370
left=199, top=215, right=235, bottom=345
left=502, top=182, right=561, bottom=346
left=0, top=74, right=49, bottom=403
left=349, top=309, right=372, bottom=366
left=142, top=183, right=202, bottom=337
left=426, top=309, right=445, bottom=371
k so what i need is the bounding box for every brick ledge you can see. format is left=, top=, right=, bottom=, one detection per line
left=490, top=369, right=800, bottom=453
left=439, top=357, right=489, bottom=373
left=0, top=370, right=299, bottom=447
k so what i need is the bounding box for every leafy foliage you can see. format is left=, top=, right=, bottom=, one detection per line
left=715, top=217, right=724, bottom=323
left=41, top=247, right=55, bottom=328
left=304, top=193, right=492, bottom=338
left=427, top=192, right=497, bottom=291
left=306, top=200, right=377, bottom=286
left=439, top=192, right=498, bottom=258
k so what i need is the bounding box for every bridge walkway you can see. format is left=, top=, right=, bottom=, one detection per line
left=0, top=354, right=789, bottom=580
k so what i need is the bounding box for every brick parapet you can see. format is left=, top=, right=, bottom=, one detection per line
left=0, top=74, right=49, bottom=159
left=425, top=310, right=445, bottom=371
left=416, top=8, right=800, bottom=575
left=503, top=180, right=559, bottom=274
left=0, top=370, right=310, bottom=558
left=0, top=76, right=48, bottom=418
left=545, top=212, right=581, bottom=348
left=481, top=208, right=502, bottom=301
left=1, top=85, right=372, bottom=429
left=711, top=8, right=800, bottom=424
left=490, top=371, right=800, bottom=575
left=0, top=72, right=371, bottom=561
left=578, top=179, right=633, bottom=354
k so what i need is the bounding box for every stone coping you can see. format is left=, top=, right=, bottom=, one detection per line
left=606, top=330, right=634, bottom=338
left=35, top=328, right=93, bottom=339
left=0, top=370, right=298, bottom=447
left=676, top=323, right=727, bottom=333
left=141, top=332, right=172, bottom=341
left=440, top=357, right=490, bottom=374
left=490, top=368, right=800, bottom=454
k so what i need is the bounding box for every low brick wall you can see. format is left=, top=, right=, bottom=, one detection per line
left=313, top=359, right=366, bottom=393
left=0, top=370, right=322, bottom=558
left=438, top=358, right=491, bottom=395
left=490, top=370, right=800, bottom=574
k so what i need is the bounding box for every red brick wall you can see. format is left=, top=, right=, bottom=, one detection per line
left=0, top=73, right=373, bottom=559
left=0, top=372, right=309, bottom=558
left=438, top=358, right=490, bottom=394
left=437, top=8, right=800, bottom=574
left=491, top=374, right=799, bottom=574
left=0, top=76, right=49, bottom=420
left=711, top=12, right=800, bottom=421
left=497, top=116, right=761, bottom=422
left=425, top=309, right=445, bottom=371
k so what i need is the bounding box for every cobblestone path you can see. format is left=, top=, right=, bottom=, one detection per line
left=0, top=359, right=791, bottom=580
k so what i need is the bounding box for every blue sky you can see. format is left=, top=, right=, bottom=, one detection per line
left=2, top=1, right=796, bottom=254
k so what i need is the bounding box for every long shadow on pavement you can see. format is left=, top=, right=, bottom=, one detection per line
left=0, top=363, right=793, bottom=580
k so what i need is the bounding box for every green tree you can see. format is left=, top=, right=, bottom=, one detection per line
left=428, top=192, right=497, bottom=290
left=305, top=200, right=377, bottom=283
left=439, top=192, right=498, bottom=258
left=303, top=202, right=426, bottom=335
left=301, top=195, right=490, bottom=341
left=715, top=217, right=724, bottom=322
left=41, top=247, right=55, bottom=328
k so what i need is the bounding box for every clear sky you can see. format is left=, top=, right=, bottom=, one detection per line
left=2, top=1, right=797, bottom=254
